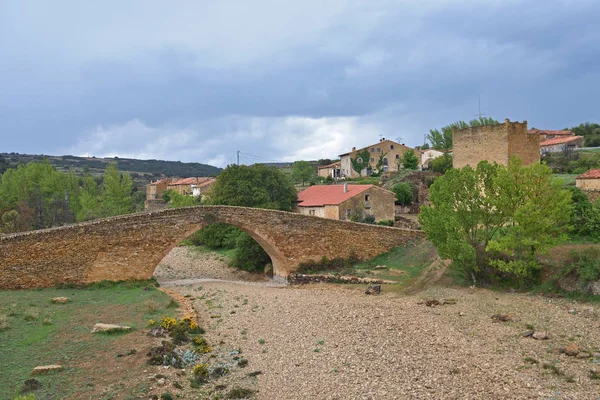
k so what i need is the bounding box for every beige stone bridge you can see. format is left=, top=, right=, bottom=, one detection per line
left=0, top=206, right=424, bottom=289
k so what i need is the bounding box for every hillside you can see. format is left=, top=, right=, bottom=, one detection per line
left=1, top=152, right=221, bottom=181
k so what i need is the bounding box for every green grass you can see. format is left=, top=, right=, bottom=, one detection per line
left=354, top=240, right=437, bottom=285
left=184, top=244, right=237, bottom=261
left=554, top=174, right=578, bottom=186
left=0, top=281, right=173, bottom=399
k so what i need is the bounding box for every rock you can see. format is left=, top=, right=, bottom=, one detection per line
left=522, top=330, right=535, bottom=338
left=491, top=314, right=512, bottom=322
left=532, top=331, right=549, bottom=340
left=51, top=297, right=69, bottom=304
left=569, top=309, right=577, bottom=315
left=442, top=298, right=457, bottom=305
left=458, top=312, right=466, bottom=317
left=23, top=378, right=41, bottom=391
left=373, top=265, right=388, bottom=270
left=365, top=284, right=381, bottom=295
left=91, top=323, right=131, bottom=333
left=147, top=327, right=168, bottom=337
left=33, top=365, right=63, bottom=374
left=577, top=352, right=591, bottom=359
left=563, top=343, right=579, bottom=356
left=156, top=378, right=166, bottom=386
left=425, top=299, right=440, bottom=307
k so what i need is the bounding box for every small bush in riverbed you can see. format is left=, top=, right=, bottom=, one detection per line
left=226, top=388, right=255, bottom=399
left=23, top=310, right=39, bottom=322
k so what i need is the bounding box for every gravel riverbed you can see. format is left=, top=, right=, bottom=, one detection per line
left=156, top=248, right=600, bottom=399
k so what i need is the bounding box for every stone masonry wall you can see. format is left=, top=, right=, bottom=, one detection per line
left=453, top=119, right=539, bottom=168
left=0, top=206, right=423, bottom=289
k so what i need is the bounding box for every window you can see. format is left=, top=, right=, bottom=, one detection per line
left=357, top=157, right=363, bottom=163
left=364, top=194, right=372, bottom=209
left=370, top=158, right=375, bottom=162
left=309, top=209, right=315, bottom=216
left=383, top=158, right=388, bottom=166
left=395, top=154, right=400, bottom=159
left=377, top=148, right=381, bottom=153
left=364, top=195, right=371, bottom=201
left=370, top=148, right=374, bottom=152
left=390, top=145, right=394, bottom=149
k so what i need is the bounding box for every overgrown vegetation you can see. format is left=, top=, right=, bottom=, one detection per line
left=564, top=248, right=600, bottom=283
left=420, top=159, right=572, bottom=285
left=392, top=182, right=414, bottom=205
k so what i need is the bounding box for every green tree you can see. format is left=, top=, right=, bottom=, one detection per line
left=100, top=164, right=134, bottom=216
left=429, top=154, right=453, bottom=173
left=419, top=159, right=571, bottom=283
left=569, top=122, right=600, bottom=147
left=77, top=175, right=101, bottom=221
left=208, top=164, right=297, bottom=211
left=231, top=233, right=271, bottom=272
left=0, top=155, right=9, bottom=175
left=392, top=182, right=413, bottom=205
left=291, top=161, right=314, bottom=186
left=401, top=150, right=419, bottom=170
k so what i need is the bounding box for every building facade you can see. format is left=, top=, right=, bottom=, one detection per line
left=540, top=136, right=584, bottom=153
left=339, top=139, right=415, bottom=178
left=453, top=119, right=540, bottom=168
left=419, top=149, right=445, bottom=170
left=317, top=161, right=342, bottom=179
left=576, top=169, right=600, bottom=202
left=295, top=184, right=395, bottom=222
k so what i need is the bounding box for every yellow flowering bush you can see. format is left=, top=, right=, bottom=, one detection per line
left=160, top=316, right=177, bottom=330
left=148, top=319, right=155, bottom=326
left=193, top=363, right=209, bottom=377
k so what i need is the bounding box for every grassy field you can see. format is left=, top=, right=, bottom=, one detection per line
left=0, top=281, right=174, bottom=400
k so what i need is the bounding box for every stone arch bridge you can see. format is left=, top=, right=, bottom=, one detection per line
left=0, top=206, right=424, bottom=289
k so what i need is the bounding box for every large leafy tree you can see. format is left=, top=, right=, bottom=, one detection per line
left=208, top=164, right=297, bottom=211
left=419, top=159, right=571, bottom=283
left=291, top=161, right=314, bottom=186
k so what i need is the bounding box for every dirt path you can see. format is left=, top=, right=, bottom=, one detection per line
left=156, top=247, right=600, bottom=399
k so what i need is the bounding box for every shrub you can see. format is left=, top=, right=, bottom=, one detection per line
left=392, top=182, right=414, bottom=205
left=376, top=220, right=394, bottom=226
left=160, top=316, right=177, bottom=330
left=189, top=224, right=243, bottom=248
left=231, top=233, right=270, bottom=272
left=160, top=393, right=173, bottom=400
left=566, top=248, right=600, bottom=282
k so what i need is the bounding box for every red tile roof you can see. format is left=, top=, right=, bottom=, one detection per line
left=297, top=184, right=374, bottom=207
left=318, top=162, right=341, bottom=170
left=170, top=177, right=214, bottom=185
left=148, top=179, right=170, bottom=186
left=540, top=136, right=584, bottom=147
left=528, top=129, right=574, bottom=136
left=577, top=169, right=600, bottom=180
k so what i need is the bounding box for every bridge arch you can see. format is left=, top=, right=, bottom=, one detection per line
left=0, top=206, right=424, bottom=289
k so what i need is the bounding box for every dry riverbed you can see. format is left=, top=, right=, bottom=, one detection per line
left=155, top=248, right=600, bottom=399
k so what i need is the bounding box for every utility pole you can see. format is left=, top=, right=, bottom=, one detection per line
left=237, top=150, right=240, bottom=165
left=475, top=94, right=486, bottom=119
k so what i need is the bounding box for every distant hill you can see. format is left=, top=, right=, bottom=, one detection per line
left=0, top=153, right=221, bottom=188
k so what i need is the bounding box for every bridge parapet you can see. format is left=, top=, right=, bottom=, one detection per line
left=0, top=206, right=424, bottom=289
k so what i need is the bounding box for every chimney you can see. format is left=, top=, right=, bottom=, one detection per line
left=343, top=183, right=348, bottom=193
left=352, top=147, right=356, bottom=151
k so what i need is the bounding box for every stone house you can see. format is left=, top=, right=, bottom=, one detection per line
left=167, top=177, right=215, bottom=197
left=146, top=179, right=170, bottom=200
left=295, top=183, right=395, bottom=222
left=453, top=119, right=540, bottom=168
left=339, top=139, right=414, bottom=178
left=576, top=169, right=600, bottom=202
left=419, top=149, right=445, bottom=170
left=540, top=136, right=585, bottom=154
left=317, top=161, right=342, bottom=179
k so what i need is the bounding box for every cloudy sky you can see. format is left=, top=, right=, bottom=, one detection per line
left=1, top=1, right=599, bottom=167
